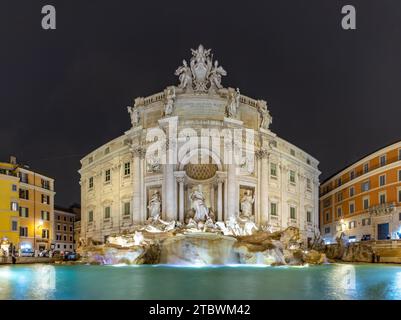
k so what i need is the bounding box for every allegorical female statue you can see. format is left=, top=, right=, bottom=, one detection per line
left=174, top=59, right=193, bottom=90
left=190, top=186, right=210, bottom=222
left=226, top=88, right=240, bottom=118
left=127, top=106, right=140, bottom=127
left=164, top=86, right=176, bottom=116
left=147, top=191, right=161, bottom=219
left=257, top=100, right=272, bottom=130
left=209, top=60, right=227, bottom=90
left=240, top=190, right=254, bottom=218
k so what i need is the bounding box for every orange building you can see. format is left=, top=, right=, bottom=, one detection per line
left=18, top=166, right=55, bottom=252
left=320, top=141, right=401, bottom=243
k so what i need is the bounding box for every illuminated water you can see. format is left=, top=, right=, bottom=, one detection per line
left=0, top=263, right=401, bottom=300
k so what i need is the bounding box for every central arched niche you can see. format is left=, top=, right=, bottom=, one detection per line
left=184, top=161, right=218, bottom=180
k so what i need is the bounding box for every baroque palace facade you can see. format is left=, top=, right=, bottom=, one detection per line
left=320, top=141, right=401, bottom=243
left=79, top=45, right=320, bottom=244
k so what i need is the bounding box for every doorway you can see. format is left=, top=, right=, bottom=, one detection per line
left=377, top=223, right=389, bottom=240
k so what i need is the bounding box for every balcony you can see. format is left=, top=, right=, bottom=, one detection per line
left=368, top=202, right=396, bottom=216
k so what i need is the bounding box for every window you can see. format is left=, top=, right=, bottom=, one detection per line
left=324, top=227, right=330, bottom=234
left=88, top=177, right=93, bottom=189
left=63, top=235, right=67, bottom=241
left=69, top=226, right=73, bottom=232
left=70, top=217, right=73, bottom=222
left=337, top=207, right=342, bottom=217
left=336, top=192, right=343, bottom=202
left=399, top=212, right=401, bottom=221
left=361, top=180, right=370, bottom=192
left=398, top=170, right=401, bottom=182
left=10, top=202, right=18, bottom=211
left=270, top=163, right=277, bottom=177
left=19, top=207, right=29, bottom=218
left=362, top=218, right=371, bottom=226
left=19, top=172, right=28, bottom=183
left=11, top=220, right=17, bottom=231
left=349, top=202, right=355, bottom=214
left=124, top=162, right=131, bottom=176
left=325, top=211, right=330, bottom=222
left=399, top=189, right=401, bottom=203
left=19, top=189, right=29, bottom=199
left=290, top=149, right=295, bottom=156
left=306, top=211, right=312, bottom=223
left=105, top=169, right=111, bottom=182
left=363, top=197, right=369, bottom=210
left=399, top=149, right=401, bottom=161
left=41, top=211, right=50, bottom=221
left=57, top=215, right=60, bottom=220
left=64, top=216, right=66, bottom=221
left=290, top=207, right=296, bottom=219
left=379, top=193, right=386, bottom=204
left=63, top=225, right=67, bottom=231
left=42, top=229, right=49, bottom=239
left=350, top=170, right=355, bottom=180
left=41, top=179, right=50, bottom=190
left=337, top=178, right=342, bottom=187
left=349, top=221, right=356, bottom=229
left=306, top=178, right=311, bottom=190
left=123, top=202, right=131, bottom=216
left=12, top=184, right=17, bottom=192
left=88, top=210, right=93, bottom=222
left=289, top=170, right=296, bottom=184
left=349, top=186, right=355, bottom=197
left=270, top=203, right=277, bottom=216
left=69, top=236, right=73, bottom=242
left=363, top=163, right=369, bottom=174
left=70, top=245, right=73, bottom=249
left=57, top=224, right=60, bottom=231
left=19, top=227, right=28, bottom=237
left=41, top=194, right=50, bottom=204
left=104, top=207, right=111, bottom=219
left=380, top=155, right=386, bottom=167
left=379, top=174, right=386, bottom=187
left=57, top=244, right=60, bottom=249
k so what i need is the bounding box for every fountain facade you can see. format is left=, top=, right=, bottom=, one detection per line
left=78, top=45, right=321, bottom=261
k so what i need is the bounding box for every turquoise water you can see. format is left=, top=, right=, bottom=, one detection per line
left=0, top=263, right=401, bottom=300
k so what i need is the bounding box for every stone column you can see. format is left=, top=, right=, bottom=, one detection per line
left=258, top=149, right=269, bottom=225
left=164, top=164, right=176, bottom=221
left=226, top=163, right=237, bottom=218
left=131, top=146, right=145, bottom=224
left=217, top=180, right=223, bottom=221
left=174, top=172, right=185, bottom=223
left=210, top=185, right=215, bottom=212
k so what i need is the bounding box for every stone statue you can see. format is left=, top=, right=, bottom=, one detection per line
left=209, top=60, right=226, bottom=90
left=133, top=231, right=144, bottom=246
left=226, top=88, right=240, bottom=118
left=257, top=100, right=272, bottom=130
left=147, top=191, right=161, bottom=220
left=164, top=86, right=176, bottom=116
left=240, top=190, right=254, bottom=218
left=127, top=106, right=140, bottom=127
left=190, top=186, right=210, bottom=222
left=175, top=59, right=192, bottom=90
left=174, top=45, right=227, bottom=93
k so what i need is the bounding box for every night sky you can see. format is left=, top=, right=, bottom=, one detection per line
left=1, top=1, right=400, bottom=206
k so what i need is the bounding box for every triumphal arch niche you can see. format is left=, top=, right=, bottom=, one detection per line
left=80, top=45, right=321, bottom=243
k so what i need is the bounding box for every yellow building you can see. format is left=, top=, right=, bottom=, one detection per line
left=0, top=161, right=20, bottom=253
left=0, top=157, right=55, bottom=253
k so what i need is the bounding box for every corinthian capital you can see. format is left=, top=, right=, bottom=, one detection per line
left=131, top=145, right=146, bottom=159
left=255, top=148, right=268, bottom=159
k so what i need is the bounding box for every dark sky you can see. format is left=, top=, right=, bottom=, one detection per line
left=1, top=0, right=400, bottom=207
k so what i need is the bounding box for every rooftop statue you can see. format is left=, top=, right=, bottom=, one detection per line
left=175, top=44, right=227, bottom=93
